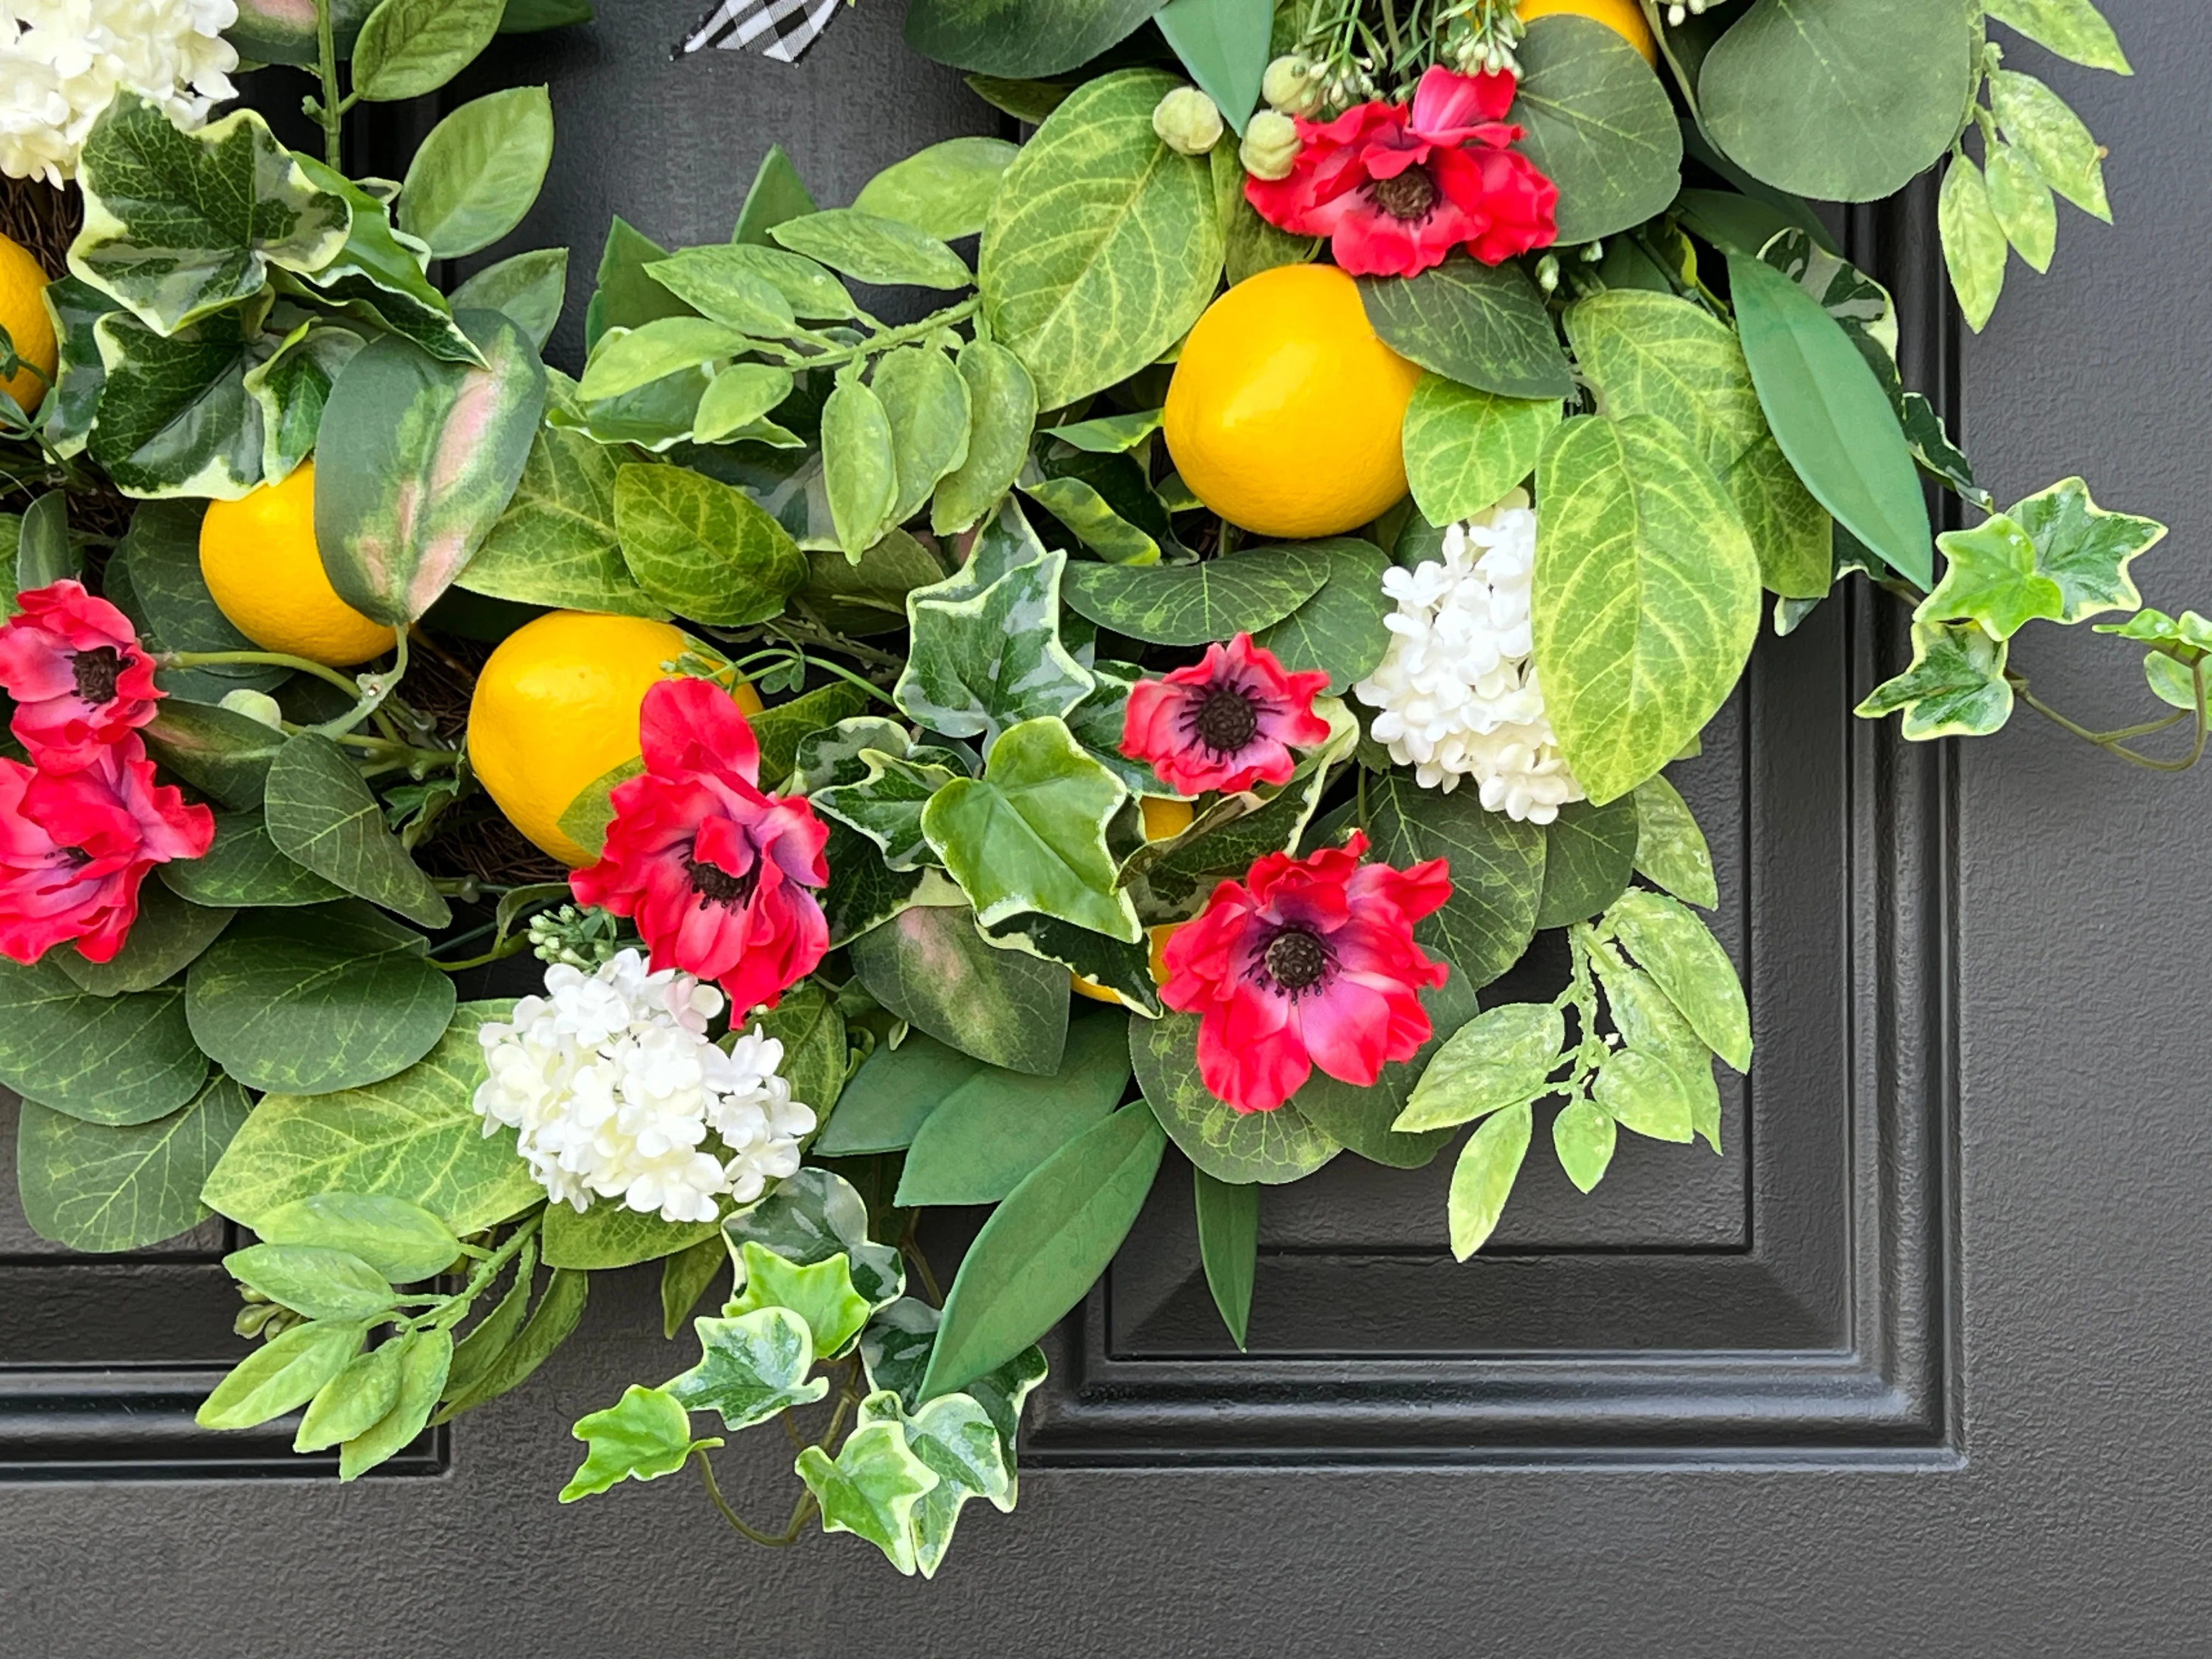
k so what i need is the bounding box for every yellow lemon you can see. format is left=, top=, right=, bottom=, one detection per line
left=1163, top=263, right=1423, bottom=540
left=1073, top=797, right=1195, bottom=1005
left=199, top=462, right=398, bottom=668
left=0, top=234, right=57, bottom=414
left=1518, top=0, right=1658, bottom=65
left=467, top=611, right=761, bottom=867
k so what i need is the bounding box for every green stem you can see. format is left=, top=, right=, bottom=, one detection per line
left=694, top=1449, right=816, bottom=1547
left=797, top=653, right=898, bottom=708
left=313, top=0, right=343, bottom=170
left=165, top=649, right=362, bottom=698
left=417, top=1209, right=545, bottom=1333
left=2012, top=675, right=2210, bottom=773
left=313, top=629, right=410, bottom=742
left=432, top=933, right=532, bottom=974
left=755, top=297, right=981, bottom=373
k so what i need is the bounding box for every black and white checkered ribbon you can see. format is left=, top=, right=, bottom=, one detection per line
left=680, top=0, right=845, bottom=64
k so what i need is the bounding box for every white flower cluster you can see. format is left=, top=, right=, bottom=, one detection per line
left=474, top=950, right=815, bottom=1225
left=0, top=0, right=240, bottom=184
left=1353, top=500, right=1585, bottom=825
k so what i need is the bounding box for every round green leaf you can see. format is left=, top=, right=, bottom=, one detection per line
left=1130, top=1011, right=1341, bottom=1184
left=1362, top=772, right=1545, bottom=989
left=160, top=811, right=348, bottom=909
left=1357, top=255, right=1572, bottom=401
left=13, top=1073, right=251, bottom=1252
left=1401, top=374, right=1559, bottom=526
left=1510, top=15, right=1683, bottom=242
left=55, top=880, right=234, bottom=997
left=264, top=733, right=453, bottom=930
left=0, top=957, right=207, bottom=1125
left=612, top=461, right=804, bottom=625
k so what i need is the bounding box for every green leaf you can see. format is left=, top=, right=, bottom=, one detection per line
left=1447, top=1100, right=1531, bottom=1257
left=725, top=1240, right=872, bottom=1359
left=750, top=978, right=848, bottom=1119
left=770, top=210, right=971, bottom=291
left=905, top=0, right=1157, bottom=78
left=1984, top=144, right=2058, bottom=275
left=660, top=1234, right=729, bottom=1338
left=877, top=346, right=972, bottom=526
left=184, top=902, right=452, bottom=1095
left=1593, top=948, right=1722, bottom=1151
left=1530, top=414, right=1760, bottom=805
left=1605, top=888, right=1751, bottom=1071
left=933, top=340, right=1039, bottom=537
left=13, top=1073, right=250, bottom=1252
left=42, top=275, right=116, bottom=460
left=855, top=1389, right=1012, bottom=1578
left=1854, top=616, right=2014, bottom=740
left=1401, top=375, right=1558, bottom=526
left=145, top=698, right=288, bottom=809
left=87, top=308, right=270, bottom=500
left=436, top=1265, right=587, bottom=1420
left=665, top=1305, right=828, bottom=1429
left=749, top=681, right=874, bottom=791
left=611, top=461, right=803, bottom=625
left=693, top=364, right=798, bottom=445
left=1918, top=513, right=2061, bottom=641
left=921, top=1100, right=1166, bottom=1397
left=1061, top=542, right=1327, bottom=645
left=200, top=1000, right=540, bottom=1233
left=1357, top=255, right=1572, bottom=401
left=1550, top=1097, right=1616, bottom=1192
left=196, top=1317, right=366, bottom=1430
left=1698, top=0, right=1978, bottom=202
left=1363, top=765, right=1546, bottom=990
left=696, top=246, right=848, bottom=325
left=160, top=811, right=345, bottom=908
left=894, top=524, right=1093, bottom=749
left=854, top=137, right=1022, bottom=240
left=15, top=490, right=75, bottom=593
left=1211, top=139, right=1318, bottom=285
left=254, top=1191, right=459, bottom=1283
left=353, top=0, right=505, bottom=100
left=541, top=1202, right=720, bottom=1271
left=1990, top=70, right=2111, bottom=221
left=441, top=1238, right=538, bottom=1401
left=1155, top=0, right=1271, bottom=131
left=224, top=1242, right=396, bottom=1322
left=246, top=317, right=368, bottom=484
left=579, top=317, right=749, bottom=402
left=54, top=880, right=233, bottom=997
left=814, top=749, right=961, bottom=871
left=896, top=1012, right=1132, bottom=1205
left=1631, top=774, right=1717, bottom=910
left=1396, top=1001, right=1565, bottom=1132
left=460, top=426, right=665, bottom=617
left=821, top=376, right=899, bottom=557
left=1536, top=796, right=1639, bottom=928
left=2008, top=476, right=2163, bottom=623
left=448, top=246, right=568, bottom=351
left=1193, top=1166, right=1257, bottom=1348
left=814, top=1031, right=982, bottom=1155
left=1288, top=971, right=1477, bottom=1169
left=314, top=310, right=546, bottom=625
left=1510, top=15, right=1683, bottom=242
left=561, top=1384, right=712, bottom=1500
left=860, top=1300, right=1046, bottom=1485
left=288, top=160, right=479, bottom=365
left=1938, top=157, right=2008, bottom=333
left=68, top=94, right=351, bottom=335
left=585, top=218, right=691, bottom=349
left=725, top=1166, right=905, bottom=1308
left=1242, top=539, right=1394, bottom=695
left=264, top=733, right=451, bottom=928
left=1983, top=0, right=2132, bottom=74
left=1130, top=1012, right=1341, bottom=1184
left=849, top=901, right=1070, bottom=1075
left=980, top=70, right=1222, bottom=410
left=1593, top=1046, right=1696, bottom=1142
left=798, top=531, right=945, bottom=637
left=0, top=958, right=206, bottom=1125
left=797, top=1420, right=940, bottom=1574
left=398, top=87, right=554, bottom=259
left=334, top=1325, right=448, bottom=1476
left=294, top=1337, right=408, bottom=1454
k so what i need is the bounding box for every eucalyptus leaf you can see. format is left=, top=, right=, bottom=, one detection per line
left=1363, top=771, right=1544, bottom=989
left=160, top=811, right=347, bottom=908
left=144, top=698, right=289, bottom=809
left=0, top=958, right=206, bottom=1125
left=13, top=1073, right=251, bottom=1252
left=1511, top=15, right=1683, bottom=242
left=54, top=880, right=234, bottom=997
left=1250, top=538, right=1393, bottom=694
left=1130, top=1012, right=1341, bottom=1184
left=264, top=733, right=452, bottom=929
left=1536, top=797, right=1638, bottom=929
left=1357, top=255, right=1572, bottom=401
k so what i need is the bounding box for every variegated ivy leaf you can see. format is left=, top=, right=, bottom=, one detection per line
left=2008, top=477, right=2164, bottom=623
left=664, top=1305, right=828, bottom=1431
left=860, top=1300, right=1047, bottom=1494
left=1918, top=515, right=2063, bottom=641
left=854, top=1389, right=1011, bottom=1579
left=91, top=304, right=272, bottom=499
left=921, top=715, right=1141, bottom=945
left=314, top=308, right=547, bottom=625
left=242, top=316, right=366, bottom=484
left=558, top=1384, right=718, bottom=1502
left=725, top=1167, right=905, bottom=1309
left=723, top=1241, right=872, bottom=1359
left=42, top=275, right=117, bottom=460
left=291, top=158, right=480, bottom=365
left=789, top=716, right=925, bottom=795
left=70, top=94, right=351, bottom=336
left=812, top=747, right=967, bottom=872
left=796, top=1420, right=941, bottom=1576
left=893, top=510, right=1094, bottom=749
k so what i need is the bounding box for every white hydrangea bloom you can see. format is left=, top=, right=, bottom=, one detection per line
left=0, top=0, right=240, bottom=184
left=474, top=950, right=815, bottom=1224
left=1353, top=499, right=1585, bottom=825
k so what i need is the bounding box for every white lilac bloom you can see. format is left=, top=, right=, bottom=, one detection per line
left=1353, top=498, right=1585, bottom=825
left=0, top=0, right=240, bottom=184
left=473, top=949, right=815, bottom=1224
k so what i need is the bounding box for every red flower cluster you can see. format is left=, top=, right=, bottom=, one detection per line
left=1246, top=67, right=1559, bottom=278
left=0, top=581, right=211, bottom=966
left=573, top=678, right=832, bottom=1014
left=1161, top=832, right=1452, bottom=1113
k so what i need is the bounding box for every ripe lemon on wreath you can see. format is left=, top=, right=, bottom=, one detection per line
left=467, top=610, right=761, bottom=867
left=1163, top=262, right=1422, bottom=541
left=0, top=233, right=56, bottom=415
left=200, top=461, right=398, bottom=669
left=1518, top=0, right=1657, bottom=64
left=1071, top=795, right=1194, bottom=1005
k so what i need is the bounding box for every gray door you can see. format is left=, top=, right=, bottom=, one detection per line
left=4, top=1, right=2204, bottom=1651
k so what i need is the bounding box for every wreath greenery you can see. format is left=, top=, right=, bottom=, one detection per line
left=0, top=0, right=2186, bottom=1576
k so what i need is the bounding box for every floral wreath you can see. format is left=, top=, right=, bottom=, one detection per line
left=0, top=0, right=2185, bottom=1577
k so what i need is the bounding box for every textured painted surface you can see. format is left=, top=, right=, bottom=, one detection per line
left=5, top=2, right=2211, bottom=1651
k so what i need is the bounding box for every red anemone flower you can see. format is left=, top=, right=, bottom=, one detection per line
left=0, top=579, right=163, bottom=772
left=0, top=735, right=215, bottom=965
left=572, top=678, right=831, bottom=1014
left=1160, top=832, right=1452, bottom=1113
left=1245, top=66, right=1559, bottom=277
left=1120, top=633, right=1332, bottom=797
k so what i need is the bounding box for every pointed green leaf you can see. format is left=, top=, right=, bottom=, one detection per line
left=14, top=1073, right=251, bottom=1252
left=294, top=1335, right=408, bottom=1453
left=636, top=250, right=795, bottom=337
left=561, top=1384, right=712, bottom=1500
left=1939, top=157, right=2008, bottom=333
left=264, top=733, right=452, bottom=928
left=725, top=1242, right=873, bottom=1359
left=771, top=210, right=971, bottom=291
left=1447, top=1099, right=1531, bottom=1259
left=612, top=460, right=803, bottom=624
left=1060, top=542, right=1327, bottom=645
left=435, top=1265, right=587, bottom=1420
left=1983, top=0, right=2132, bottom=74
left=796, top=1420, right=939, bottom=1574
left=461, top=425, right=666, bottom=617
left=693, top=363, right=798, bottom=445
left=1358, top=253, right=1571, bottom=400
left=933, top=340, right=1039, bottom=536
left=1551, top=1097, right=1617, bottom=1192
left=1854, top=616, right=2015, bottom=741
left=732, top=145, right=819, bottom=245
left=1984, top=144, right=2058, bottom=274
left=1401, top=374, right=1558, bottom=526
left=196, top=1317, right=366, bottom=1430
left=660, top=1234, right=728, bottom=1339
left=1605, top=888, right=1751, bottom=1071
left=0, top=958, right=205, bottom=1124
left=1919, top=514, right=2063, bottom=641
left=335, top=1327, right=451, bottom=1478
left=224, top=1242, right=396, bottom=1322
left=821, top=376, right=899, bottom=556
left=448, top=247, right=568, bottom=351
left=398, top=86, right=554, bottom=259
left=848, top=901, right=1070, bottom=1075
left=1593, top=947, right=1722, bottom=1152
left=877, top=346, right=972, bottom=526
left=1131, top=1012, right=1341, bottom=1184
left=1193, top=1166, right=1257, bottom=1348
left=578, top=317, right=747, bottom=402
left=1154, top=0, right=1270, bottom=131
left=1397, top=1001, right=1564, bottom=1133
left=854, top=137, right=1021, bottom=240
left=1990, top=70, right=2111, bottom=220
left=1510, top=14, right=1683, bottom=242
left=813, top=1030, right=983, bottom=1155
left=1363, top=770, right=1546, bottom=988
left=1593, top=1046, right=1696, bottom=1143
left=1630, top=774, right=1718, bottom=910
left=666, top=1305, right=829, bottom=1430
left=254, top=1192, right=459, bottom=1283
left=352, top=0, right=504, bottom=100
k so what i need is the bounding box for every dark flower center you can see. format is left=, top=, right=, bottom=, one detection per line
left=1188, top=684, right=1261, bottom=755
left=71, top=646, right=128, bottom=707
left=1370, top=166, right=1439, bottom=222
left=1261, top=926, right=1331, bottom=995
left=58, top=846, right=93, bottom=869
left=688, top=851, right=758, bottom=910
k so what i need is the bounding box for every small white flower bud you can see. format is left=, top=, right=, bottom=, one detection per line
left=1536, top=253, right=1561, bottom=293
left=217, top=688, right=285, bottom=729
left=1262, top=54, right=1321, bottom=116
left=1240, top=110, right=1301, bottom=182
left=1152, top=86, right=1223, bottom=156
